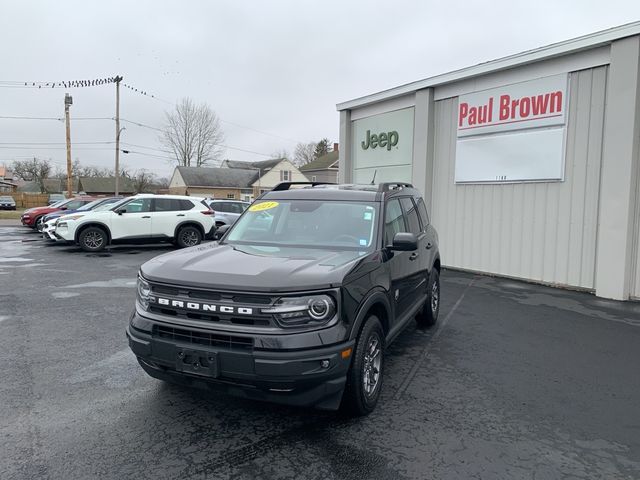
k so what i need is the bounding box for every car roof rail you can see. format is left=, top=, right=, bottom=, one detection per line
left=271, top=181, right=336, bottom=191
left=377, top=182, right=414, bottom=192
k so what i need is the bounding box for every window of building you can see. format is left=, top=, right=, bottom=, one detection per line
left=399, top=197, right=421, bottom=235
left=280, top=170, right=291, bottom=181
left=227, top=193, right=235, bottom=199
left=311, top=175, right=317, bottom=182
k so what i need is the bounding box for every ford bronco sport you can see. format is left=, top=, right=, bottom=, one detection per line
left=127, top=182, right=441, bottom=415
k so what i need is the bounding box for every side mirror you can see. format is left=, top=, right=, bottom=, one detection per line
left=59, top=206, right=67, bottom=210
left=116, top=208, right=126, bottom=215
left=215, top=224, right=230, bottom=240
left=390, top=232, right=418, bottom=251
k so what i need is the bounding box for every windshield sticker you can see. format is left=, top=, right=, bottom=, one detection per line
left=359, top=239, right=367, bottom=246
left=363, top=211, right=373, bottom=221
left=249, top=201, right=279, bottom=212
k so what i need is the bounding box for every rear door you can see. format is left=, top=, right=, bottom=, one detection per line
left=151, top=198, right=195, bottom=237
left=109, top=197, right=153, bottom=240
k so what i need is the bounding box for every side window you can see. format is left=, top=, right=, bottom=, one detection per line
left=153, top=198, right=177, bottom=212
left=123, top=198, right=152, bottom=213
left=416, top=197, right=429, bottom=231
left=179, top=199, right=195, bottom=210
left=228, top=203, right=244, bottom=214
left=384, top=199, right=406, bottom=246
left=280, top=170, right=291, bottom=181
left=399, top=197, right=421, bottom=235
left=210, top=202, right=222, bottom=211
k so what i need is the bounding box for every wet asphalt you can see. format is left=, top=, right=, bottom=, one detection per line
left=1, top=226, right=639, bottom=480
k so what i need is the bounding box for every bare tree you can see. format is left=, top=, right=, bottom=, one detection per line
left=271, top=148, right=290, bottom=160
left=129, top=169, right=156, bottom=193
left=161, top=97, right=225, bottom=167
left=12, top=158, right=52, bottom=192
left=293, top=142, right=316, bottom=166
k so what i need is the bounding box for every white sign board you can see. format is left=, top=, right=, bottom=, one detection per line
left=351, top=107, right=414, bottom=184
left=455, top=74, right=568, bottom=183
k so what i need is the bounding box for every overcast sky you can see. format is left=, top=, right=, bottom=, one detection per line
left=1, top=0, right=639, bottom=179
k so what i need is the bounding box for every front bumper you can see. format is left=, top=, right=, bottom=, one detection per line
left=0, top=205, right=15, bottom=210
left=127, top=314, right=354, bottom=410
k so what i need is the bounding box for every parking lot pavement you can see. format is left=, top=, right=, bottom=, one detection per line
left=1, top=226, right=639, bottom=480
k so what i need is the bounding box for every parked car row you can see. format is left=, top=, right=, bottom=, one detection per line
left=25, top=194, right=217, bottom=252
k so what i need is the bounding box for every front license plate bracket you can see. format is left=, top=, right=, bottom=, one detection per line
left=175, top=348, right=219, bottom=378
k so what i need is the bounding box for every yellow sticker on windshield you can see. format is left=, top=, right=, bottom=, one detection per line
left=249, top=201, right=279, bottom=212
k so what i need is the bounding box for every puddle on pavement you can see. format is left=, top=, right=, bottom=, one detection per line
left=51, top=291, right=81, bottom=299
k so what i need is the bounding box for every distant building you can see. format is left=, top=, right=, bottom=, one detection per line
left=0, top=166, right=17, bottom=192
left=299, top=144, right=339, bottom=183
left=168, top=167, right=258, bottom=201
left=221, top=158, right=309, bottom=197
left=77, top=177, right=136, bottom=195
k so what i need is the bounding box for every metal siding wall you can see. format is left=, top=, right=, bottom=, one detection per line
left=430, top=66, right=607, bottom=289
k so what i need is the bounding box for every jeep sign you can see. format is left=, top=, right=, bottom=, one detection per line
left=361, top=130, right=399, bottom=151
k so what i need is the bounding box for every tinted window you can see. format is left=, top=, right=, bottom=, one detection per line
left=122, top=198, right=152, bottom=213
left=179, top=199, right=194, bottom=210
left=154, top=198, right=176, bottom=212
left=384, top=199, right=406, bottom=246
left=65, top=200, right=90, bottom=210
left=416, top=197, right=429, bottom=231
left=400, top=197, right=421, bottom=235
left=229, top=203, right=246, bottom=214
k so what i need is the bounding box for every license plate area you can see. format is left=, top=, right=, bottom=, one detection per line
left=175, top=348, right=219, bottom=378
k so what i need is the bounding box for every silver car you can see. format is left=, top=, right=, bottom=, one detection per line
left=0, top=195, right=16, bottom=210
left=208, top=200, right=249, bottom=227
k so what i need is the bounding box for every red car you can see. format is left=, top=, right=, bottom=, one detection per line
left=21, top=196, right=95, bottom=229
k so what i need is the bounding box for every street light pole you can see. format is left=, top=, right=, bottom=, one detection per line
left=64, top=93, right=73, bottom=197
left=114, top=75, right=123, bottom=195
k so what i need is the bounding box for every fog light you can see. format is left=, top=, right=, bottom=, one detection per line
left=320, top=360, right=330, bottom=369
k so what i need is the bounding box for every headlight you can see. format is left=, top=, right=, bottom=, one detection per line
left=262, top=294, right=336, bottom=328
left=57, top=222, right=67, bottom=228
left=137, top=275, right=151, bottom=310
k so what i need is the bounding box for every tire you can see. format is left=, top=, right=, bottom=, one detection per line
left=176, top=225, right=202, bottom=248
left=416, top=268, right=440, bottom=328
left=33, top=216, right=44, bottom=230
left=79, top=226, right=108, bottom=252
left=342, top=315, right=385, bottom=416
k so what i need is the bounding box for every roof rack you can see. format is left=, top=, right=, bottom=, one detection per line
left=271, top=181, right=336, bottom=191
left=377, top=182, right=413, bottom=192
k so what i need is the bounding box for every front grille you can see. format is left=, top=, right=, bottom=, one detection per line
left=154, top=325, right=253, bottom=351
left=147, top=281, right=277, bottom=328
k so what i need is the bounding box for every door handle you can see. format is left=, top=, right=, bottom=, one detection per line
left=409, top=252, right=419, bottom=261
left=142, top=216, right=151, bottom=219
left=176, top=214, right=185, bottom=217
left=426, top=242, right=433, bottom=250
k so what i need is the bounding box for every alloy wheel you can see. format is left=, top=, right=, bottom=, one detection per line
left=362, top=333, right=381, bottom=396
left=84, top=231, right=104, bottom=249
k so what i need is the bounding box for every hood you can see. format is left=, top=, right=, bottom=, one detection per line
left=27, top=206, right=58, bottom=215
left=44, top=208, right=81, bottom=220
left=140, top=242, right=375, bottom=292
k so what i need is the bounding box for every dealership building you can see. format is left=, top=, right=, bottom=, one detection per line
left=337, top=22, right=640, bottom=301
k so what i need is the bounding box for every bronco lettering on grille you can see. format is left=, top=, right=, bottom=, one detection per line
left=151, top=296, right=253, bottom=315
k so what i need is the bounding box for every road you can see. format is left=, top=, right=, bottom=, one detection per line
left=1, top=226, right=639, bottom=479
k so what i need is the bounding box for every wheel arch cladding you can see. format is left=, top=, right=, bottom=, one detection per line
left=350, top=290, right=391, bottom=340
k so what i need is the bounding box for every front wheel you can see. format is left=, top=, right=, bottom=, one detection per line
left=342, top=315, right=385, bottom=416
left=176, top=225, right=202, bottom=248
left=416, top=269, right=440, bottom=327
left=79, top=226, right=108, bottom=252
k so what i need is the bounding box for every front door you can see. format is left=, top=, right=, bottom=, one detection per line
left=110, top=197, right=153, bottom=240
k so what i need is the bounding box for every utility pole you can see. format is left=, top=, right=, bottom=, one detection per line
left=114, top=75, right=123, bottom=195
left=64, top=93, right=73, bottom=197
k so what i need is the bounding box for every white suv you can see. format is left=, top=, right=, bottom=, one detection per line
left=54, top=194, right=215, bottom=252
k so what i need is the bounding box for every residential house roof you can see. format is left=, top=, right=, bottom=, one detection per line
left=221, top=158, right=284, bottom=172
left=78, top=176, right=136, bottom=194
left=177, top=166, right=259, bottom=188
left=299, top=151, right=339, bottom=172
left=17, top=178, right=64, bottom=193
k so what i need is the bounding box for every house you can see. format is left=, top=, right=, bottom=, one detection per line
left=0, top=166, right=17, bottom=192
left=17, top=178, right=64, bottom=193
left=168, top=167, right=258, bottom=201
left=77, top=177, right=136, bottom=195
left=221, top=158, right=309, bottom=197
left=299, top=144, right=339, bottom=183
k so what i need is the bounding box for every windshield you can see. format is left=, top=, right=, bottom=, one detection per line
left=94, top=197, right=129, bottom=212
left=0, top=196, right=13, bottom=201
left=225, top=199, right=378, bottom=251
left=77, top=198, right=120, bottom=212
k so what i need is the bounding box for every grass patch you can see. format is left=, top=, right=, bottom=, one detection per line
left=0, top=208, right=24, bottom=220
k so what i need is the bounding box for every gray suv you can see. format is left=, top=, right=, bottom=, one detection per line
left=208, top=200, right=250, bottom=227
